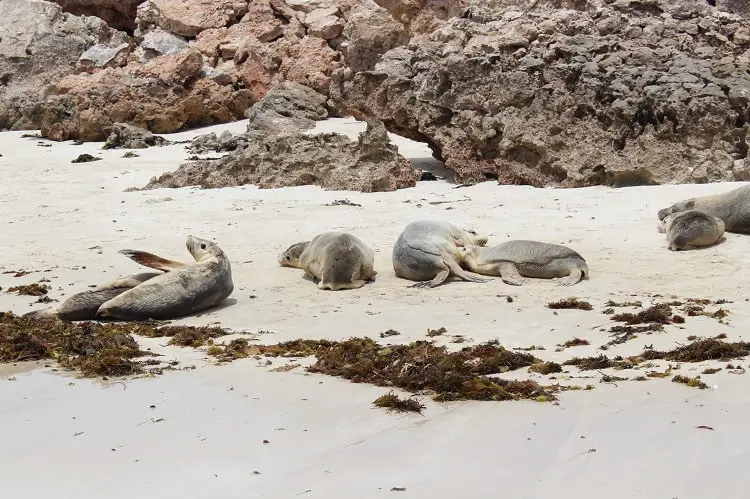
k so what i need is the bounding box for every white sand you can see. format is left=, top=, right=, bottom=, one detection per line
left=1, top=119, right=749, bottom=499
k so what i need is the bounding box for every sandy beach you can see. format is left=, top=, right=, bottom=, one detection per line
left=1, top=118, right=749, bottom=499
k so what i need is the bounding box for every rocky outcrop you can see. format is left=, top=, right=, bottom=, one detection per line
left=0, top=0, right=128, bottom=131
left=332, top=0, right=750, bottom=187
left=31, top=0, right=426, bottom=140
left=144, top=111, right=417, bottom=191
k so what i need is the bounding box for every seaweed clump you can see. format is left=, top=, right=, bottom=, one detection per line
left=135, top=324, right=229, bottom=347
left=249, top=337, right=558, bottom=402
left=611, top=303, right=674, bottom=325
left=7, top=283, right=50, bottom=296
left=529, top=361, right=563, bottom=375
left=547, top=298, right=593, bottom=310
left=638, top=338, right=750, bottom=363
left=0, top=312, right=150, bottom=377
left=558, top=338, right=590, bottom=349
left=373, top=391, right=426, bottom=413
left=672, top=375, right=708, bottom=389
left=562, top=354, right=634, bottom=371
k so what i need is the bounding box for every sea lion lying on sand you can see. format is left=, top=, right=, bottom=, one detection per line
left=279, top=232, right=376, bottom=290
left=658, top=210, right=725, bottom=251
left=657, top=184, right=750, bottom=234
left=392, top=220, right=491, bottom=288
left=459, top=240, right=589, bottom=286
left=25, top=235, right=234, bottom=321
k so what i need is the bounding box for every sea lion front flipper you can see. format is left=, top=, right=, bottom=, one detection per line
left=118, top=250, right=189, bottom=272
left=497, top=262, right=525, bottom=286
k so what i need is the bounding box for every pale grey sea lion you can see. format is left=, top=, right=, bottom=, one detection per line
left=657, top=184, right=750, bottom=234
left=658, top=210, right=725, bottom=251
left=279, top=231, right=376, bottom=290
left=458, top=240, right=589, bottom=286
left=392, top=220, right=491, bottom=288
left=95, top=235, right=234, bottom=320
left=23, top=272, right=161, bottom=321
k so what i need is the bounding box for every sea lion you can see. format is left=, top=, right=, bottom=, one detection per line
left=23, top=272, right=161, bottom=321
left=458, top=240, right=589, bottom=286
left=95, top=235, right=234, bottom=320
left=658, top=210, right=725, bottom=251
left=657, top=184, right=750, bottom=234
left=278, top=232, right=376, bottom=290
left=392, top=220, right=491, bottom=288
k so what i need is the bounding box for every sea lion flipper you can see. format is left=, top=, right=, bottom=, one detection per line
left=118, top=249, right=189, bottom=272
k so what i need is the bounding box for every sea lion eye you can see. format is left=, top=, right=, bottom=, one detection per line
left=200, top=243, right=207, bottom=250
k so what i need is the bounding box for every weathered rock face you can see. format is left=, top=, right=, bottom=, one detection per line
left=332, top=0, right=750, bottom=187
left=143, top=118, right=418, bottom=191
left=0, top=0, right=128, bottom=131
left=40, top=49, right=254, bottom=141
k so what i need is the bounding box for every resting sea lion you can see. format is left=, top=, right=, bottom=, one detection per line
left=658, top=210, right=725, bottom=251
left=279, top=232, right=376, bottom=290
left=458, top=240, right=589, bottom=286
left=23, top=272, right=161, bottom=321
left=392, top=220, right=490, bottom=288
left=95, top=235, right=234, bottom=320
left=657, top=184, right=750, bottom=234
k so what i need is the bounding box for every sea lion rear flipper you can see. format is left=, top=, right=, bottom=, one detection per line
left=442, top=251, right=491, bottom=284
left=118, top=250, right=189, bottom=272
left=557, top=268, right=584, bottom=287
left=497, top=262, right=524, bottom=286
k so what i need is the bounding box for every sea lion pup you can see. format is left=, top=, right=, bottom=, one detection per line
left=95, top=235, right=234, bottom=321
left=278, top=232, right=376, bottom=291
left=657, top=184, right=750, bottom=234
left=658, top=210, right=725, bottom=251
left=458, top=240, right=589, bottom=287
left=392, top=220, right=491, bottom=288
left=23, top=272, right=161, bottom=321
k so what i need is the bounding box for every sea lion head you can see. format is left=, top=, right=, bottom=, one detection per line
left=463, top=228, right=488, bottom=246
left=278, top=242, right=309, bottom=267
left=186, top=235, right=223, bottom=261
left=658, top=199, right=696, bottom=221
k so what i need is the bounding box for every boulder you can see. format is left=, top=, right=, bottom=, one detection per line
left=138, top=28, right=188, bottom=60
left=244, top=81, right=329, bottom=134
left=78, top=42, right=131, bottom=72
left=102, top=122, right=171, bottom=149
